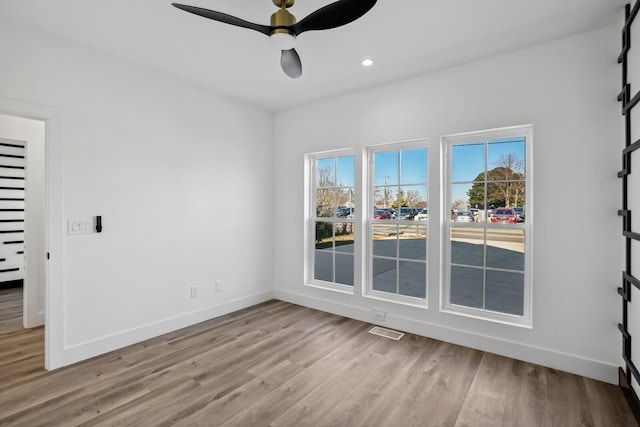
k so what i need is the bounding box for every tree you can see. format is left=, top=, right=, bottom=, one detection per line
left=467, top=173, right=487, bottom=208
left=315, top=167, right=334, bottom=217
left=315, top=167, right=352, bottom=216
left=452, top=199, right=468, bottom=210
left=374, top=186, right=393, bottom=208
left=467, top=153, right=525, bottom=208
left=491, top=153, right=525, bottom=207
left=405, top=190, right=423, bottom=207
left=391, top=190, right=408, bottom=209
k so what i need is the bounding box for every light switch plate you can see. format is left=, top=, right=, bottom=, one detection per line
left=67, top=219, right=93, bottom=235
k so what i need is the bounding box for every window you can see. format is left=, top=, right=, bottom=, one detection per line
left=306, top=151, right=356, bottom=291
left=304, top=127, right=530, bottom=324
left=367, top=141, right=429, bottom=304
left=443, top=125, right=532, bottom=326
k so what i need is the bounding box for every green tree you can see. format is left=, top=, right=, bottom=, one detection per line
left=391, top=190, right=409, bottom=208
left=467, top=167, right=525, bottom=208
left=467, top=153, right=525, bottom=208
left=315, top=222, right=333, bottom=245
left=467, top=173, right=487, bottom=208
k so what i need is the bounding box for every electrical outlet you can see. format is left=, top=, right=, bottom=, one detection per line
left=190, top=285, right=199, bottom=298
left=372, top=308, right=387, bottom=322
left=215, top=280, right=222, bottom=293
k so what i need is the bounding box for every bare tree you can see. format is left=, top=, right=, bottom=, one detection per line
left=452, top=199, right=468, bottom=210
left=315, top=167, right=335, bottom=217
left=405, top=190, right=423, bottom=207
left=316, top=167, right=353, bottom=216
left=338, top=188, right=355, bottom=208
left=374, top=186, right=394, bottom=208
left=487, top=153, right=525, bottom=207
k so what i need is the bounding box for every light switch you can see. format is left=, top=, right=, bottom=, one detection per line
left=68, top=219, right=94, bottom=235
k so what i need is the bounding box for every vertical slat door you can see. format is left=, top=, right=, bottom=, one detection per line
left=0, top=140, right=25, bottom=285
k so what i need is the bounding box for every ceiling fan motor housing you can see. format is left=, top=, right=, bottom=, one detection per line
left=272, top=0, right=295, bottom=8
left=271, top=8, right=296, bottom=36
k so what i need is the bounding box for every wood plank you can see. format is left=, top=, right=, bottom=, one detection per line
left=0, top=289, right=636, bottom=426
left=362, top=340, right=484, bottom=426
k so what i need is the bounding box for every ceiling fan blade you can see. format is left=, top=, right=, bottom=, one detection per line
left=172, top=3, right=273, bottom=36
left=293, top=0, right=377, bottom=35
left=281, top=49, right=302, bottom=79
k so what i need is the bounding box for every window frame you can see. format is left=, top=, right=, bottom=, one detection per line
left=441, top=125, right=533, bottom=327
left=304, top=149, right=357, bottom=294
left=364, top=138, right=430, bottom=307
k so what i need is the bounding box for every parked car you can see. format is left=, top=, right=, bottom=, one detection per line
left=373, top=209, right=392, bottom=220
left=414, top=208, right=429, bottom=221
left=513, top=207, right=525, bottom=222
left=393, top=207, right=418, bottom=220
left=490, top=207, right=517, bottom=223
left=382, top=208, right=394, bottom=216
left=336, top=207, right=354, bottom=217
left=453, top=210, right=475, bottom=222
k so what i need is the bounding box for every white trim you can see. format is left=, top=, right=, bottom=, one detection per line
left=305, top=280, right=354, bottom=294
left=441, top=124, right=533, bottom=327
left=274, top=289, right=617, bottom=384
left=59, top=290, right=274, bottom=368
left=0, top=97, right=62, bottom=370
left=363, top=290, right=428, bottom=309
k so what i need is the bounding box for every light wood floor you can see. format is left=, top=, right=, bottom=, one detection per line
left=0, top=287, right=636, bottom=426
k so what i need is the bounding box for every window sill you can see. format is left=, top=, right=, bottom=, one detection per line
left=305, top=281, right=355, bottom=295
left=363, top=290, right=428, bottom=310
left=441, top=304, right=532, bottom=329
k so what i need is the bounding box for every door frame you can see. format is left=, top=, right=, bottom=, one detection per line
left=0, top=97, right=63, bottom=370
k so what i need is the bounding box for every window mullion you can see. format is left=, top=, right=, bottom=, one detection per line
left=483, top=140, right=489, bottom=310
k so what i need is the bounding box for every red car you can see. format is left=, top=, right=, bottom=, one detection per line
left=373, top=209, right=392, bottom=219
left=490, top=208, right=517, bottom=223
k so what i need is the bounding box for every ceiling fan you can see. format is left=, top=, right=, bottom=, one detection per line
left=172, top=0, right=377, bottom=78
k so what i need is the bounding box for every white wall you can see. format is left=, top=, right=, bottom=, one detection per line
left=0, top=19, right=275, bottom=368
left=273, top=24, right=622, bottom=383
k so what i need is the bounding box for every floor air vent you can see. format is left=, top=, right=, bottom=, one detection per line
left=368, top=326, right=404, bottom=341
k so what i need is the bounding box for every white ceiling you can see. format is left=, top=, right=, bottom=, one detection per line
left=0, top=0, right=627, bottom=112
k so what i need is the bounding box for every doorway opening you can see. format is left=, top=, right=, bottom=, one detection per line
left=0, top=113, right=46, bottom=363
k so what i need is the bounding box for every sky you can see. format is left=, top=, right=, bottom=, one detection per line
left=373, top=148, right=428, bottom=207
left=450, top=137, right=525, bottom=202
left=317, top=137, right=525, bottom=208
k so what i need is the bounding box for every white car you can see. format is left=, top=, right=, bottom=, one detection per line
left=414, top=208, right=428, bottom=221
left=454, top=210, right=475, bottom=222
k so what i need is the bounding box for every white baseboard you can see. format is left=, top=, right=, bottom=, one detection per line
left=55, top=290, right=274, bottom=369
left=274, top=289, right=618, bottom=384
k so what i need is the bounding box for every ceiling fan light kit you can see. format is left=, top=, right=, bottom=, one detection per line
left=361, top=58, right=374, bottom=67
left=270, top=33, right=297, bottom=51
left=172, top=0, right=377, bottom=78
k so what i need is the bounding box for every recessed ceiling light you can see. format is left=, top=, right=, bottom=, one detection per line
left=361, top=58, right=374, bottom=67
